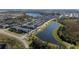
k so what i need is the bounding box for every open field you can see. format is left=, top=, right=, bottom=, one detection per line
left=0, top=33, right=25, bottom=48
left=0, top=29, right=29, bottom=48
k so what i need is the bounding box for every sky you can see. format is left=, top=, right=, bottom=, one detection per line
left=0, top=0, right=78, bottom=9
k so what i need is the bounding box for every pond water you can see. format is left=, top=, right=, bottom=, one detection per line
left=37, top=22, right=61, bottom=44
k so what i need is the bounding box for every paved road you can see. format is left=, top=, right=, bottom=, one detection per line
left=0, top=29, right=29, bottom=48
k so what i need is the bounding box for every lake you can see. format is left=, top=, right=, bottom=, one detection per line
left=37, top=22, right=61, bottom=44
left=26, top=13, right=42, bottom=17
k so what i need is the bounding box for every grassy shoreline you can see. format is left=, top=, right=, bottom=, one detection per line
left=52, top=22, right=77, bottom=49
left=52, top=24, right=67, bottom=48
